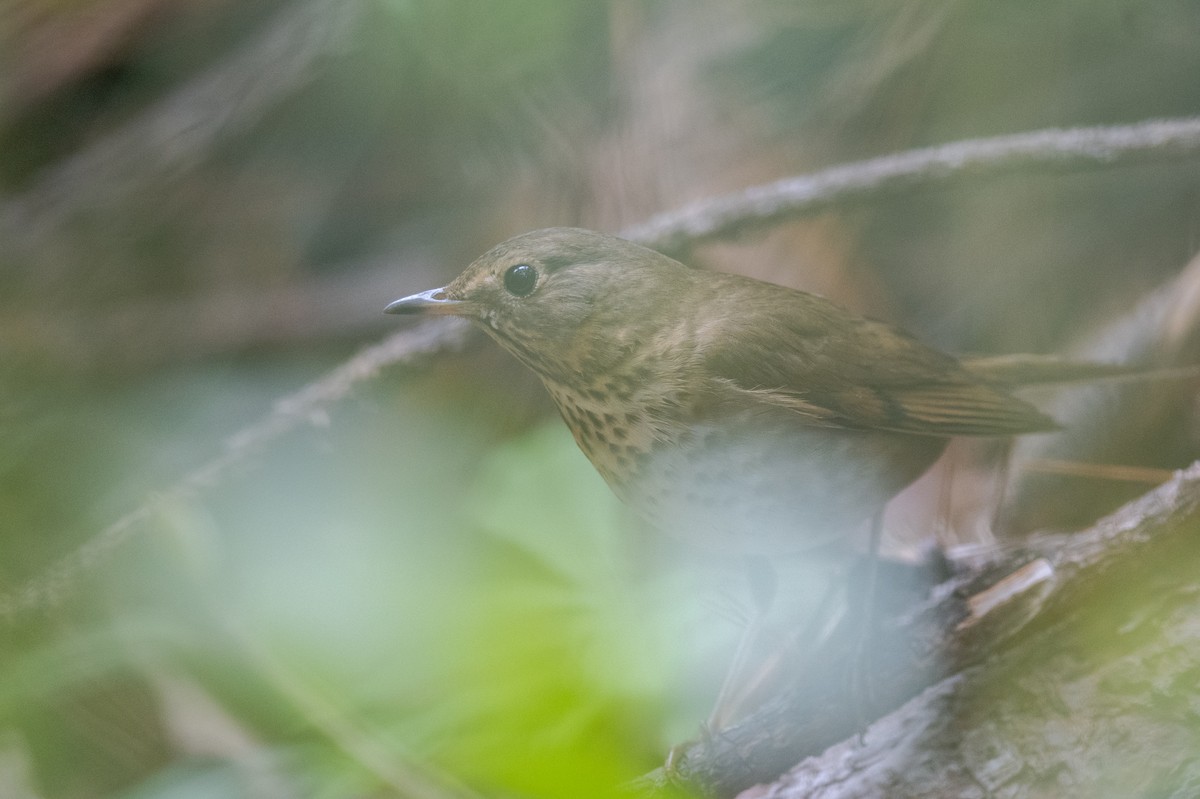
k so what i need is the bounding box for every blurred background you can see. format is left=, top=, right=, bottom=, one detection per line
left=3, top=1, right=1200, bottom=797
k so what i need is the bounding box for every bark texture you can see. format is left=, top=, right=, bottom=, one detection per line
left=637, top=461, right=1200, bottom=798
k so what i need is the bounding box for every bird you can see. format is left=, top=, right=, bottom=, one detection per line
left=384, top=227, right=1069, bottom=558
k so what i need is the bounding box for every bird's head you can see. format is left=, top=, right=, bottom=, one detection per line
left=385, top=227, right=687, bottom=377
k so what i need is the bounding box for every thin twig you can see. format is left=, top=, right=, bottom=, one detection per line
left=1019, top=457, right=1175, bottom=485
left=0, top=318, right=471, bottom=621
left=8, top=117, right=1200, bottom=620
left=620, top=117, right=1200, bottom=253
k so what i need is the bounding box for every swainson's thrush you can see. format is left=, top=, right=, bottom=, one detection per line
left=385, top=227, right=1058, bottom=554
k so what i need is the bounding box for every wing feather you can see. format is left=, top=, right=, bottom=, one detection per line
left=698, top=276, right=1057, bottom=437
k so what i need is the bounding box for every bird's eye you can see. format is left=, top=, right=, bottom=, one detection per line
left=503, top=263, right=538, bottom=297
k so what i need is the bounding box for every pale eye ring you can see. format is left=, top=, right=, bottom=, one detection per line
left=503, top=263, right=538, bottom=297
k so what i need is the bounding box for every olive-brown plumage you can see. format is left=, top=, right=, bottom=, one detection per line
left=386, top=228, right=1057, bottom=553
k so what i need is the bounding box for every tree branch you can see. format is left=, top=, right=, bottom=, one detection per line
left=9, top=116, right=1200, bottom=625
left=0, top=318, right=471, bottom=620
left=620, top=117, right=1200, bottom=254
left=636, top=460, right=1200, bottom=798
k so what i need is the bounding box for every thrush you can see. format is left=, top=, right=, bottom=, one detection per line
left=385, top=227, right=1063, bottom=555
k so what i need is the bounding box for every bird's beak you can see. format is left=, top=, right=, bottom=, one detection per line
left=384, top=287, right=467, bottom=316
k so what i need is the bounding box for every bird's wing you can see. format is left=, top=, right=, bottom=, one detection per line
left=699, top=287, right=1057, bottom=437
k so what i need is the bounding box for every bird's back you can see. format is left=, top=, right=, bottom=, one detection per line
left=536, top=267, right=1055, bottom=553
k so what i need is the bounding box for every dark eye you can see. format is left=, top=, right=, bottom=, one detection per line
left=503, top=263, right=538, bottom=297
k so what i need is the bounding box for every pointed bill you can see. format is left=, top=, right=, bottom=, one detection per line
left=384, top=287, right=466, bottom=316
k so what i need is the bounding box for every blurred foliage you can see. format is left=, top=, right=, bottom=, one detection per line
left=434, top=424, right=671, bottom=794
left=2, top=0, right=1200, bottom=796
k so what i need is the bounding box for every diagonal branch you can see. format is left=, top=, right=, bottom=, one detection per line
left=8, top=117, right=1200, bottom=621
left=636, top=460, right=1200, bottom=798
left=0, top=318, right=471, bottom=621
